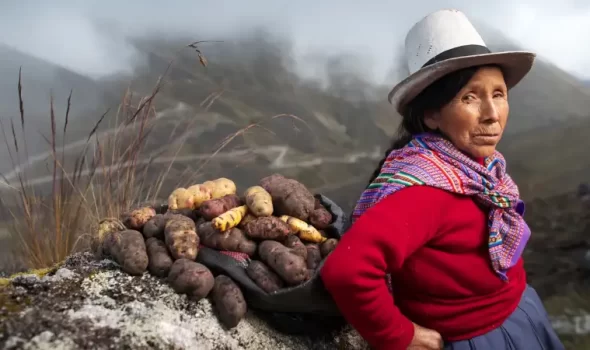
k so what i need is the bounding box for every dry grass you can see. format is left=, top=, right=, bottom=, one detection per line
left=0, top=44, right=307, bottom=273
left=0, top=49, right=199, bottom=270
left=0, top=68, right=170, bottom=270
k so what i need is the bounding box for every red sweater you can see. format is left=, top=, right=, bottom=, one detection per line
left=320, top=186, right=526, bottom=350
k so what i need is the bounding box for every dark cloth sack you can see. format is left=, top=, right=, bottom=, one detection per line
left=195, top=194, right=350, bottom=334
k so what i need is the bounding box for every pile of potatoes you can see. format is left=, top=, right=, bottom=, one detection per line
left=93, top=174, right=340, bottom=329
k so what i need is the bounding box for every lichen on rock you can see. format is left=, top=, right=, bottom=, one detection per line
left=0, top=252, right=368, bottom=350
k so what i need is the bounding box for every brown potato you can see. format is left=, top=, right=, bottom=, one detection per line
left=243, top=216, right=291, bottom=241
left=167, top=259, right=215, bottom=301
left=305, top=243, right=322, bottom=270
left=102, top=229, right=149, bottom=275
left=142, top=214, right=168, bottom=239
left=320, top=238, right=339, bottom=258
left=195, top=217, right=207, bottom=227
left=92, top=218, right=126, bottom=258
left=309, top=207, right=333, bottom=230
left=166, top=208, right=199, bottom=221
left=259, top=173, right=286, bottom=193
left=211, top=275, right=247, bottom=329
left=197, top=222, right=257, bottom=257
left=164, top=216, right=199, bottom=260
left=313, top=197, right=323, bottom=210
left=146, top=238, right=174, bottom=277
left=121, top=206, right=156, bottom=231
left=258, top=240, right=309, bottom=285
left=246, top=260, right=284, bottom=293
left=259, top=174, right=314, bottom=221
left=199, top=194, right=242, bottom=220
left=282, top=235, right=307, bottom=260
left=238, top=213, right=257, bottom=229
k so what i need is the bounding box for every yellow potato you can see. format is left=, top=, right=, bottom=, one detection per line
left=168, top=188, right=194, bottom=210
left=280, top=215, right=327, bottom=243
left=243, top=186, right=273, bottom=217
left=202, top=178, right=237, bottom=199
left=186, top=184, right=212, bottom=209
left=212, top=205, right=248, bottom=232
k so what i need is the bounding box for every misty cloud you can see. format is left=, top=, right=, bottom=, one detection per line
left=1, top=0, right=590, bottom=83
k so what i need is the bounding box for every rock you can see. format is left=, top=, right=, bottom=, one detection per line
left=523, top=192, right=590, bottom=299
left=38, top=268, right=77, bottom=284
left=10, top=274, right=41, bottom=289
left=0, top=252, right=368, bottom=350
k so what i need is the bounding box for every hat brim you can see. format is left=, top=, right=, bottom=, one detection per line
left=388, top=51, right=536, bottom=115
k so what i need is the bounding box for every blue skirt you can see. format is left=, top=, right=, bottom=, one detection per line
left=444, top=285, right=565, bottom=350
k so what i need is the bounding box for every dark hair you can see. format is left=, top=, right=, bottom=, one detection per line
left=366, top=65, right=491, bottom=187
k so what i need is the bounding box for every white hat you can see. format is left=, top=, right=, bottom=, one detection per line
left=388, top=9, right=536, bottom=115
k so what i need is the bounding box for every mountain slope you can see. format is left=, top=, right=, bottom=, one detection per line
left=0, top=43, right=122, bottom=175
left=471, top=23, right=590, bottom=135
left=2, top=28, right=590, bottom=211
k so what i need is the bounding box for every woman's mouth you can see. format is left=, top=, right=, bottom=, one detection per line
left=473, top=133, right=500, bottom=144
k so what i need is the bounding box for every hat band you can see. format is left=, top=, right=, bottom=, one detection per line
left=421, top=44, right=491, bottom=68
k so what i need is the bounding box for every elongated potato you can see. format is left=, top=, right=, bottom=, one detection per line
left=197, top=222, right=257, bottom=257
left=212, top=205, right=248, bottom=232
left=199, top=194, right=242, bottom=220
left=121, top=206, right=156, bottom=231
left=168, top=259, right=215, bottom=301
left=238, top=213, right=257, bottom=229
left=258, top=240, right=309, bottom=285
left=305, top=243, right=322, bottom=270
left=246, top=260, right=284, bottom=293
left=102, top=229, right=149, bottom=275
left=146, top=237, right=174, bottom=277
left=282, top=234, right=307, bottom=260
left=211, top=275, right=247, bottom=329
left=164, top=216, right=199, bottom=260
left=243, top=216, right=291, bottom=241
left=243, top=186, right=273, bottom=217
left=202, top=178, right=237, bottom=199
left=280, top=215, right=327, bottom=243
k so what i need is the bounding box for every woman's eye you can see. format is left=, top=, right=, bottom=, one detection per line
left=463, top=94, right=476, bottom=101
left=493, top=92, right=505, bottom=98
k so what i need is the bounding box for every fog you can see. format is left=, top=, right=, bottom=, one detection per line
left=1, top=0, right=590, bottom=83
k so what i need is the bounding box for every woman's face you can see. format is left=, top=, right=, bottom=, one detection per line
left=424, top=66, right=509, bottom=158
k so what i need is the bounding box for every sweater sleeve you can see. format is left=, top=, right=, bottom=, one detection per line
left=320, top=186, right=445, bottom=350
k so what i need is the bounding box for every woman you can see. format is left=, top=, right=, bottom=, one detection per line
left=320, top=9, right=565, bottom=350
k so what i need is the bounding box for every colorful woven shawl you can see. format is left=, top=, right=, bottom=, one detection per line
left=352, top=133, right=531, bottom=281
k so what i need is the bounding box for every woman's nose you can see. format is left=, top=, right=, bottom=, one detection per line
left=480, top=98, right=500, bottom=123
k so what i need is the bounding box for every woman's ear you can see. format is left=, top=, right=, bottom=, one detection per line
left=423, top=110, right=439, bottom=130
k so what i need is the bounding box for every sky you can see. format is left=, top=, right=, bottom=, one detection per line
left=0, top=0, right=589, bottom=84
